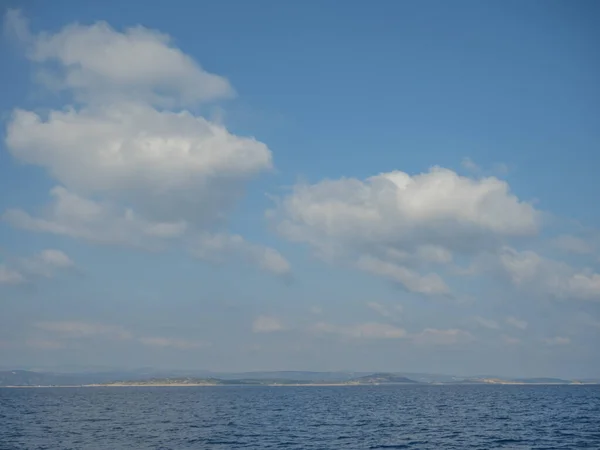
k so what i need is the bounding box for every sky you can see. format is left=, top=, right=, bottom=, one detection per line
left=0, top=0, right=599, bottom=378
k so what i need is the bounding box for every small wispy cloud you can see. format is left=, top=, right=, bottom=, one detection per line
left=492, top=162, right=509, bottom=175
left=543, top=336, right=570, bottom=346
left=552, top=235, right=593, bottom=255
left=309, top=306, right=323, bottom=315
left=252, top=315, right=285, bottom=333
left=138, top=337, right=209, bottom=349
left=20, top=249, right=74, bottom=278
left=32, top=320, right=210, bottom=350
left=26, top=339, right=65, bottom=350
left=0, top=249, right=74, bottom=285
left=0, top=265, right=25, bottom=285
left=366, top=302, right=403, bottom=319
left=472, top=316, right=500, bottom=330
left=462, top=158, right=509, bottom=176
left=34, top=321, right=132, bottom=340
left=189, top=233, right=291, bottom=278
left=312, top=322, right=406, bottom=339
left=501, top=335, right=520, bottom=345
left=461, top=157, right=481, bottom=173
left=576, top=313, right=600, bottom=329
left=411, top=328, right=473, bottom=346
left=356, top=256, right=450, bottom=295
left=506, top=316, right=528, bottom=330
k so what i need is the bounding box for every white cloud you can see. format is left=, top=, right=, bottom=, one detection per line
left=472, top=316, right=500, bottom=330
left=252, top=316, right=285, bottom=333
left=312, top=322, right=407, bottom=339
left=273, top=167, right=539, bottom=247
left=543, top=336, right=570, bottom=346
left=462, top=158, right=509, bottom=176
left=20, top=249, right=74, bottom=278
left=499, top=247, right=600, bottom=301
left=506, top=316, right=528, bottom=330
left=4, top=187, right=187, bottom=249
left=37, top=249, right=73, bottom=268
left=3, top=12, right=289, bottom=277
left=552, top=235, right=592, bottom=255
left=26, top=339, right=65, bottom=350
left=5, top=10, right=233, bottom=106
left=461, top=157, right=480, bottom=173
left=34, top=321, right=132, bottom=340
left=190, top=233, right=291, bottom=276
left=271, top=167, right=538, bottom=292
left=309, top=306, right=323, bottom=315
left=357, top=256, right=450, bottom=295
left=1, top=249, right=73, bottom=285
left=415, top=245, right=453, bottom=264
left=32, top=321, right=206, bottom=349
left=492, top=163, right=510, bottom=175
left=0, top=265, right=25, bottom=285
left=411, top=328, right=473, bottom=345
left=6, top=104, right=272, bottom=224
left=4, top=9, right=30, bottom=42
left=498, top=247, right=542, bottom=285
left=575, top=313, right=600, bottom=329
left=311, top=321, right=473, bottom=344
left=138, top=337, right=209, bottom=349
left=568, top=273, right=600, bottom=300
left=366, top=301, right=403, bottom=318
left=501, top=335, right=520, bottom=345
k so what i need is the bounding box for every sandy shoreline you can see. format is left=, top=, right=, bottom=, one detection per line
left=2, top=382, right=597, bottom=388
left=89, top=383, right=357, bottom=387
left=1, top=383, right=356, bottom=388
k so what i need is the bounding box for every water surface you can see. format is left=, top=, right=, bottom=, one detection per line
left=1, top=385, right=599, bottom=449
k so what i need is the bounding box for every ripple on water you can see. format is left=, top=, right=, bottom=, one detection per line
left=1, top=385, right=599, bottom=449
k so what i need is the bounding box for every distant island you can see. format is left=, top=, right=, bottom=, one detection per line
left=1, top=370, right=598, bottom=387
left=95, top=373, right=421, bottom=387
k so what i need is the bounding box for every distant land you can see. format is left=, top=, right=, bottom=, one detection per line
left=1, top=370, right=599, bottom=387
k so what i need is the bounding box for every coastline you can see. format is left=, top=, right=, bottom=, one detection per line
left=2, top=382, right=598, bottom=388
left=88, top=382, right=358, bottom=387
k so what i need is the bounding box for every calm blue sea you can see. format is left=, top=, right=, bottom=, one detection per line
left=1, top=385, right=599, bottom=449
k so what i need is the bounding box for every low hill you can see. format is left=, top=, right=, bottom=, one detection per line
left=351, top=373, right=418, bottom=384
left=510, top=377, right=573, bottom=384
left=100, top=377, right=318, bottom=386
left=1, top=370, right=595, bottom=387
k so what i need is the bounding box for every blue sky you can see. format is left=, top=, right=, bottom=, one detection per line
left=1, top=0, right=599, bottom=378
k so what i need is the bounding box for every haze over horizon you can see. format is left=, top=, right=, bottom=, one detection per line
left=1, top=1, right=599, bottom=380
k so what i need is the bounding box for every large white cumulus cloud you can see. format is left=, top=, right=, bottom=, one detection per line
left=498, top=247, right=600, bottom=301
left=7, top=105, right=271, bottom=194
left=5, top=10, right=233, bottom=106
left=2, top=10, right=289, bottom=276
left=274, top=168, right=538, bottom=249
left=6, top=104, right=272, bottom=224
left=270, top=167, right=539, bottom=294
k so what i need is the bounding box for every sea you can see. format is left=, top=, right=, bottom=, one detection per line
left=1, top=384, right=599, bottom=449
